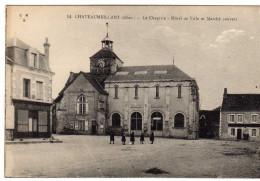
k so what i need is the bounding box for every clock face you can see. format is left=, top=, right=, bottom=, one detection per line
left=96, top=59, right=105, bottom=68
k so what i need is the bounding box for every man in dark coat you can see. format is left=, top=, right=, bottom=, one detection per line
left=121, top=134, right=126, bottom=145
left=110, top=132, right=115, bottom=144
left=140, top=132, right=144, bottom=144
left=130, top=132, right=135, bottom=145
left=150, top=132, right=154, bottom=144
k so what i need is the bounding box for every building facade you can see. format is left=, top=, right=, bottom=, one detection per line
left=54, top=26, right=200, bottom=139
left=219, top=88, right=260, bottom=141
left=105, top=66, right=200, bottom=139
left=5, top=37, right=54, bottom=140
left=53, top=72, right=108, bottom=135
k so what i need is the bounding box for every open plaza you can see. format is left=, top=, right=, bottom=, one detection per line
left=5, top=135, right=260, bottom=178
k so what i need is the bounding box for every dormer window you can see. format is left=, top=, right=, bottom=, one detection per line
left=32, top=53, right=37, bottom=68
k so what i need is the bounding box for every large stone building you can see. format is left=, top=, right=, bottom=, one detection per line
left=219, top=88, right=260, bottom=141
left=5, top=37, right=54, bottom=140
left=54, top=26, right=200, bottom=139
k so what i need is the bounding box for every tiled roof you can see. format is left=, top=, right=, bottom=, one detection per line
left=222, top=94, right=260, bottom=111
left=90, top=48, right=121, bottom=61
left=54, top=72, right=108, bottom=103
left=105, top=65, right=194, bottom=83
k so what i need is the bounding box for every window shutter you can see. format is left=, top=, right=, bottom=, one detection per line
left=76, top=102, right=79, bottom=114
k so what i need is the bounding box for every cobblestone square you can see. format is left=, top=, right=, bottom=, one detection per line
left=5, top=135, right=260, bottom=178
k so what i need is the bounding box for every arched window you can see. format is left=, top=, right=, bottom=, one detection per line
left=178, top=85, right=182, bottom=98
left=131, top=112, right=142, bottom=130
left=112, top=113, right=121, bottom=127
left=114, top=85, right=118, bottom=99
left=134, top=85, right=139, bottom=99
left=155, top=85, right=160, bottom=98
left=151, top=112, right=163, bottom=131
left=174, top=113, right=184, bottom=128
left=77, top=95, right=88, bottom=114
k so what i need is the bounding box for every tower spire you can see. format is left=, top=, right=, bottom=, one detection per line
left=101, top=23, right=113, bottom=50
left=106, top=22, right=109, bottom=37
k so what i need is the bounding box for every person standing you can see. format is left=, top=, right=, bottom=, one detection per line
left=121, top=134, right=126, bottom=145
left=140, top=132, right=144, bottom=144
left=110, top=132, right=115, bottom=144
left=130, top=132, right=135, bottom=145
left=150, top=131, right=154, bottom=144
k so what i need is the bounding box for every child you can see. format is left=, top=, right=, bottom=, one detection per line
left=110, top=132, right=115, bottom=144
left=140, top=132, right=144, bottom=144
left=121, top=134, right=126, bottom=145
left=130, top=132, right=135, bottom=145
left=150, top=131, right=154, bottom=144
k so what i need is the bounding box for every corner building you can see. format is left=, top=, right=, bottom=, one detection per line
left=54, top=27, right=200, bottom=139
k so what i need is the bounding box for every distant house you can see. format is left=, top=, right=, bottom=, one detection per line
left=199, top=107, right=220, bottom=138
left=5, top=37, right=54, bottom=140
left=219, top=88, right=260, bottom=141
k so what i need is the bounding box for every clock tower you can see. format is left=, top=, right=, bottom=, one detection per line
left=90, top=23, right=123, bottom=77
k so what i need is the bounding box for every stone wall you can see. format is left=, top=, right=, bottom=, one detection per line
left=55, top=74, right=108, bottom=135
left=105, top=80, right=199, bottom=139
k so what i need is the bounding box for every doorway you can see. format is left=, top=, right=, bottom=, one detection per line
left=92, top=121, right=97, bottom=134
left=237, top=129, right=242, bottom=140
left=29, top=111, right=38, bottom=138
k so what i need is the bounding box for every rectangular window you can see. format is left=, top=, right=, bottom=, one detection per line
left=38, top=111, right=48, bottom=132
left=178, top=85, right=182, bottom=98
left=36, top=81, right=43, bottom=100
left=237, top=115, right=243, bottom=123
left=17, top=110, right=29, bottom=132
left=252, top=129, right=256, bottom=137
left=115, top=86, right=118, bottom=99
left=231, top=128, right=235, bottom=136
left=23, top=79, right=30, bottom=98
left=134, top=86, right=138, bottom=99
left=156, top=86, right=159, bottom=98
left=252, top=115, right=257, bottom=123
left=78, top=120, right=85, bottom=131
left=229, top=115, right=235, bottom=122
left=32, top=53, right=37, bottom=68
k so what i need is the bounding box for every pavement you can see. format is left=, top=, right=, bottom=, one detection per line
left=5, top=137, right=63, bottom=145
left=5, top=135, right=260, bottom=178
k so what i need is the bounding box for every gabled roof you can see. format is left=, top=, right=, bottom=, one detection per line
left=105, top=65, right=194, bottom=83
left=222, top=94, right=260, bottom=111
left=90, top=48, right=121, bottom=61
left=54, top=72, right=108, bottom=103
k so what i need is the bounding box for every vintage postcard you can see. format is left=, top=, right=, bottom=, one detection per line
left=4, top=5, right=260, bottom=178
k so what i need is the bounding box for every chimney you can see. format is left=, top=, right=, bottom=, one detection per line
left=44, top=38, right=50, bottom=67
left=69, top=72, right=74, bottom=83
left=223, top=88, right=227, bottom=98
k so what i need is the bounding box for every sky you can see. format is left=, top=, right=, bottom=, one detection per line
left=5, top=6, right=260, bottom=110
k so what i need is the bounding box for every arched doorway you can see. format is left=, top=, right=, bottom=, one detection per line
left=174, top=113, right=185, bottom=128
left=131, top=112, right=142, bottom=130
left=151, top=112, right=163, bottom=131
left=112, top=113, right=121, bottom=127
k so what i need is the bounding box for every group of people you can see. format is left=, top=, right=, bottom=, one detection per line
left=110, top=132, right=155, bottom=145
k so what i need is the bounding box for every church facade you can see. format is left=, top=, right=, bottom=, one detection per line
left=54, top=26, right=200, bottom=139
